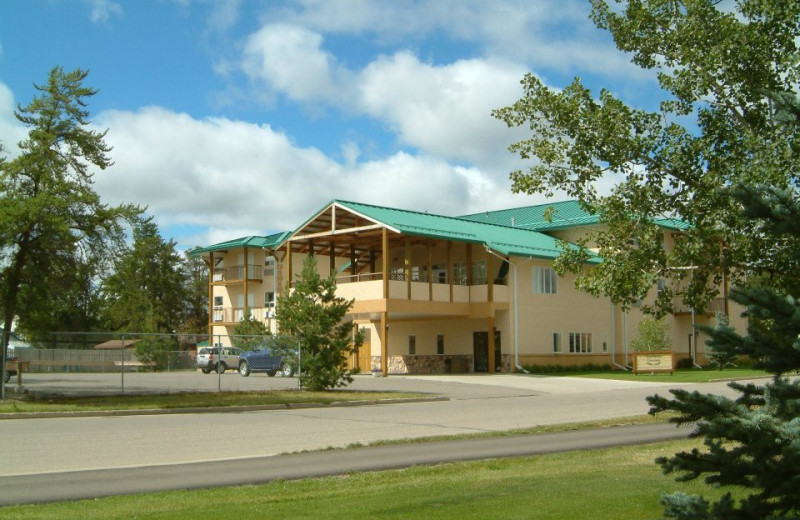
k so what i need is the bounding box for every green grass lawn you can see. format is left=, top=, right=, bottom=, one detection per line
left=0, top=390, right=426, bottom=414
left=552, top=367, right=769, bottom=383
left=0, top=438, right=740, bottom=520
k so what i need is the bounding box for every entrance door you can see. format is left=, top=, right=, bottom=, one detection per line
left=351, top=328, right=372, bottom=372
left=473, top=332, right=489, bottom=372
left=474, top=330, right=502, bottom=373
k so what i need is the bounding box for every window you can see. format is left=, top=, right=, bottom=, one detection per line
left=568, top=333, right=593, bottom=353
left=265, top=292, right=276, bottom=308
left=436, top=334, right=445, bottom=355
left=532, top=266, right=557, bottom=294
left=264, top=257, right=275, bottom=277
left=452, top=262, right=467, bottom=285
left=213, top=296, right=223, bottom=308
left=657, top=279, right=667, bottom=295
left=553, top=332, right=562, bottom=353
left=431, top=264, right=448, bottom=283
left=408, top=335, right=416, bottom=355
left=472, top=261, right=487, bottom=285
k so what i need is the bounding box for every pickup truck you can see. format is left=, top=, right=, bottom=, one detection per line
left=238, top=347, right=295, bottom=377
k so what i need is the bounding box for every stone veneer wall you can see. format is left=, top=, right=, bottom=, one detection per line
left=371, top=355, right=474, bottom=374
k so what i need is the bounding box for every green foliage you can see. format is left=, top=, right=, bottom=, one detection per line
left=133, top=336, right=176, bottom=371
left=630, top=317, right=671, bottom=352
left=493, top=0, right=800, bottom=313
left=523, top=363, right=612, bottom=374
left=101, top=218, right=187, bottom=335
left=179, top=251, right=209, bottom=336
left=705, top=313, right=737, bottom=370
left=648, top=188, right=800, bottom=519
left=231, top=312, right=271, bottom=351
left=0, top=67, right=140, bottom=398
left=276, top=255, right=362, bottom=391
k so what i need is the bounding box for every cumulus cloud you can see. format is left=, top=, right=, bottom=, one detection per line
left=242, top=24, right=353, bottom=105
left=94, top=106, right=529, bottom=247
left=0, top=83, right=26, bottom=156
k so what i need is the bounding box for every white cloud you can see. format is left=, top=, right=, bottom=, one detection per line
left=357, top=52, right=528, bottom=167
left=0, top=83, right=26, bottom=157
left=84, top=0, right=123, bottom=23
left=93, top=106, right=536, bottom=247
left=242, top=24, right=353, bottom=105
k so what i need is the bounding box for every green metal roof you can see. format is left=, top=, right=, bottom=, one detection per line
left=333, top=200, right=600, bottom=263
left=460, top=200, right=690, bottom=232
left=187, top=231, right=291, bottom=257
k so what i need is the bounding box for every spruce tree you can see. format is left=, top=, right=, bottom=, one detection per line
left=648, top=186, right=800, bottom=519
left=276, top=255, right=362, bottom=391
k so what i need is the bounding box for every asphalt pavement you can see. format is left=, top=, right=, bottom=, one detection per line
left=0, top=372, right=738, bottom=506
left=0, top=422, right=693, bottom=505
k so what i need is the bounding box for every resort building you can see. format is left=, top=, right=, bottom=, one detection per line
left=190, top=199, right=742, bottom=375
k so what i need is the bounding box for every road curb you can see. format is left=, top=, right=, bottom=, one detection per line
left=0, top=395, right=449, bottom=420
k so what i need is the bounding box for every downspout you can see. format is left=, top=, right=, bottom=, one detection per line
left=610, top=301, right=627, bottom=370
left=485, top=246, right=531, bottom=374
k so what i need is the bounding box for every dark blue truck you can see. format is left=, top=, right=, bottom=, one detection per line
left=238, top=347, right=295, bottom=377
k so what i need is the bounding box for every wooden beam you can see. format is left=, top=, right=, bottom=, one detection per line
left=488, top=316, right=496, bottom=373
left=290, top=223, right=383, bottom=241
left=447, top=241, right=453, bottom=302
left=381, top=312, right=388, bottom=376
left=382, top=228, right=389, bottom=299
left=208, top=252, right=214, bottom=343
left=405, top=237, right=411, bottom=299
left=428, top=241, right=433, bottom=301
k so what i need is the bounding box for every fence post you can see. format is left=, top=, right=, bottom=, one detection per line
left=120, top=333, right=125, bottom=394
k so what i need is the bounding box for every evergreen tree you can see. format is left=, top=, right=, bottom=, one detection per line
left=101, top=218, right=187, bottom=335
left=276, top=255, right=362, bottom=391
left=648, top=186, right=800, bottom=519
left=0, top=67, right=139, bottom=398
left=232, top=312, right=271, bottom=351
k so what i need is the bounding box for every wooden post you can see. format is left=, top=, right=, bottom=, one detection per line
left=447, top=241, right=453, bottom=302
left=381, top=311, right=388, bottom=377
left=208, top=252, right=214, bottom=344
left=404, top=237, right=411, bottom=299
left=286, top=245, right=293, bottom=289
left=428, top=241, right=433, bottom=301
left=487, top=251, right=494, bottom=302
left=382, top=228, right=389, bottom=299
left=350, top=244, right=357, bottom=276
left=488, top=316, right=496, bottom=373
left=329, top=242, right=336, bottom=275
left=243, top=247, right=249, bottom=318
left=466, top=243, right=473, bottom=286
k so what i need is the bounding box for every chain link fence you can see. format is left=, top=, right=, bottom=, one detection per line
left=3, top=332, right=301, bottom=396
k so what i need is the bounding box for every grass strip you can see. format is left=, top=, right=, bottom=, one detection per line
left=0, top=438, right=740, bottom=520
left=0, top=390, right=426, bottom=414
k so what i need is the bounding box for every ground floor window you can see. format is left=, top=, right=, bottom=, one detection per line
left=408, top=335, right=416, bottom=355
left=569, top=332, right=593, bottom=353
left=553, top=332, right=562, bottom=353
left=436, top=334, right=445, bottom=355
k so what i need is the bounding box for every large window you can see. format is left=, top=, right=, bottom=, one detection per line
left=569, top=332, right=593, bottom=353
left=532, top=266, right=557, bottom=294
left=472, top=261, right=487, bottom=285
left=452, top=262, right=467, bottom=285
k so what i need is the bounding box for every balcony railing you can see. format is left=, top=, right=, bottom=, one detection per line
left=212, top=264, right=265, bottom=283
left=673, top=297, right=727, bottom=315
left=212, top=306, right=275, bottom=323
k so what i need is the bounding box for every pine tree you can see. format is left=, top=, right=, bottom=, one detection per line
left=648, top=186, right=800, bottom=519
left=276, top=255, right=362, bottom=391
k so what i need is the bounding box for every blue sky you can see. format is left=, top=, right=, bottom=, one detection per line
left=0, top=0, right=663, bottom=250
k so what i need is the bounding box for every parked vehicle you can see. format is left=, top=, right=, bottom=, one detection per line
left=196, top=347, right=243, bottom=374
left=238, top=347, right=295, bottom=377
left=3, top=354, right=18, bottom=384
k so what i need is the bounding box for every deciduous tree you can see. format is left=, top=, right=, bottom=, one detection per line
left=493, top=0, right=800, bottom=313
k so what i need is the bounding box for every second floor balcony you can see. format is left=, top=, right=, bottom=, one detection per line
left=212, top=264, right=267, bottom=284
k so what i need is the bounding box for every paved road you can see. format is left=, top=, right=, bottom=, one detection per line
left=0, top=422, right=692, bottom=505
left=0, top=373, right=744, bottom=505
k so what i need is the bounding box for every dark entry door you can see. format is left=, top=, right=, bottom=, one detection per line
left=474, top=330, right=502, bottom=373
left=473, top=332, right=489, bottom=372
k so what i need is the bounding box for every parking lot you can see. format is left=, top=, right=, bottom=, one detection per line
left=6, top=370, right=686, bottom=400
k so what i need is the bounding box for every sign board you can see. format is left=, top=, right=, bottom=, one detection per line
left=633, top=350, right=675, bottom=375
